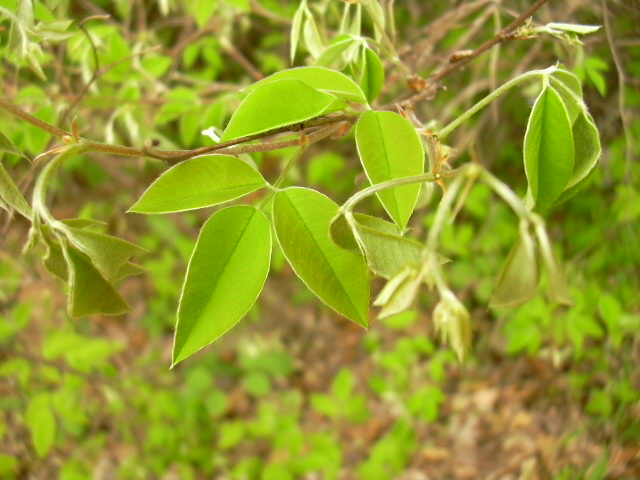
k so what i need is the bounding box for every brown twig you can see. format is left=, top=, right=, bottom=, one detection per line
left=0, top=93, right=355, bottom=165
left=170, top=121, right=346, bottom=166
left=398, top=0, right=550, bottom=108
left=0, top=97, right=70, bottom=138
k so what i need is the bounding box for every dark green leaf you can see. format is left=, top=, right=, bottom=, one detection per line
left=330, top=212, right=400, bottom=252
left=352, top=220, right=425, bottom=279
left=66, top=246, right=131, bottom=318
left=65, top=227, right=146, bottom=280
left=0, top=130, right=29, bottom=160
left=0, top=162, right=32, bottom=218
left=553, top=111, right=601, bottom=205
left=221, top=80, right=343, bottom=142
left=273, top=188, right=369, bottom=326
left=173, top=206, right=271, bottom=365
left=111, top=262, right=146, bottom=283
left=43, top=239, right=68, bottom=282
left=355, top=111, right=425, bottom=228
left=129, top=155, right=267, bottom=214
left=523, top=86, right=574, bottom=211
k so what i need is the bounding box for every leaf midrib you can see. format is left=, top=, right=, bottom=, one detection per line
left=177, top=209, right=256, bottom=344
left=280, top=192, right=365, bottom=323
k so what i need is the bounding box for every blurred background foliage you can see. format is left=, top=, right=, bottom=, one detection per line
left=0, top=0, right=638, bottom=478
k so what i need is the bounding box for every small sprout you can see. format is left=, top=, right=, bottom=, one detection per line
left=374, top=264, right=422, bottom=319
left=519, top=22, right=601, bottom=46
left=407, top=74, right=427, bottom=92
left=448, top=49, right=473, bottom=63
left=433, top=290, right=473, bottom=363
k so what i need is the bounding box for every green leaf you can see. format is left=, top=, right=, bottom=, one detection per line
left=25, top=393, right=56, bottom=458
left=584, top=57, right=608, bottom=97
left=553, top=111, right=601, bottom=205
left=331, top=211, right=436, bottom=279
left=365, top=0, right=386, bottom=42
left=60, top=218, right=108, bottom=229
left=111, top=262, right=146, bottom=283
left=330, top=212, right=400, bottom=252
left=64, top=227, right=146, bottom=280
left=352, top=220, right=425, bottom=279
left=66, top=245, right=131, bottom=318
left=129, top=155, right=267, bottom=214
left=173, top=206, right=271, bottom=365
left=550, top=69, right=585, bottom=123
left=290, top=0, right=306, bottom=63
left=246, top=67, right=367, bottom=103
left=0, top=162, right=32, bottom=218
left=0, top=130, right=29, bottom=160
left=273, top=188, right=369, bottom=326
left=42, top=239, right=69, bottom=282
left=355, top=111, right=425, bottom=228
left=316, top=35, right=361, bottom=69
left=489, top=231, right=539, bottom=309
left=359, top=47, right=384, bottom=103
left=0, top=453, right=18, bottom=476
left=523, top=86, right=574, bottom=211
left=302, top=10, right=323, bottom=58
left=220, top=80, right=343, bottom=142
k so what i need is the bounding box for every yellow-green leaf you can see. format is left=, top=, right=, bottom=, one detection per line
left=221, top=80, right=343, bottom=142
left=246, top=67, right=366, bottom=103
left=173, top=206, right=271, bottom=365
left=274, top=188, right=369, bottom=326
left=355, top=111, right=424, bottom=229
left=25, top=393, right=56, bottom=458
left=130, top=155, right=267, bottom=214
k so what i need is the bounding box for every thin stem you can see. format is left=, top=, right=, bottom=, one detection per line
left=0, top=92, right=356, bottom=164
left=437, top=66, right=554, bottom=138
left=341, top=168, right=464, bottom=214
left=0, top=97, right=70, bottom=138
left=478, top=167, right=536, bottom=221
left=425, top=173, right=466, bottom=253
left=258, top=147, right=305, bottom=209
left=161, top=115, right=354, bottom=165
